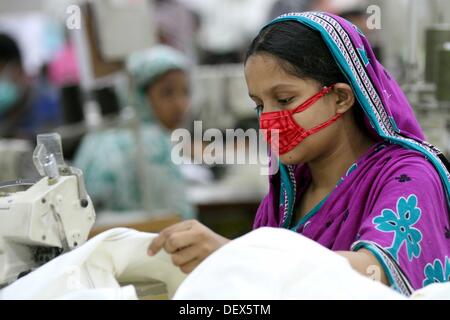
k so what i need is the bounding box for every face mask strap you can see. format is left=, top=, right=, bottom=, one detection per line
left=291, top=84, right=335, bottom=114
left=303, top=113, right=342, bottom=137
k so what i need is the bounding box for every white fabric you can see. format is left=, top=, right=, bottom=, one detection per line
left=174, top=227, right=450, bottom=300
left=1, top=227, right=449, bottom=300
left=0, top=228, right=186, bottom=300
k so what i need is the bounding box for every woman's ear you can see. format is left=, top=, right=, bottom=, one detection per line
left=332, top=83, right=355, bottom=114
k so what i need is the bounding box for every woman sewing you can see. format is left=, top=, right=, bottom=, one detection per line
left=148, top=12, right=450, bottom=295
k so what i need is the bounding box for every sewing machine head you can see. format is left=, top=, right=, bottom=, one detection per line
left=0, top=133, right=96, bottom=287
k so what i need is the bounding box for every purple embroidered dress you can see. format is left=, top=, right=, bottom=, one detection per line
left=253, top=12, right=450, bottom=295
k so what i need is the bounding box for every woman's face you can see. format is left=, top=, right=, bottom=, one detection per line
left=244, top=53, right=344, bottom=165
left=147, top=70, right=190, bottom=131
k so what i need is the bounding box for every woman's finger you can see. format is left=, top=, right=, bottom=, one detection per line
left=179, top=257, right=202, bottom=274
left=171, top=244, right=200, bottom=267
left=160, top=220, right=196, bottom=236
left=148, top=220, right=195, bottom=255
left=148, top=234, right=167, bottom=256
left=164, top=229, right=196, bottom=254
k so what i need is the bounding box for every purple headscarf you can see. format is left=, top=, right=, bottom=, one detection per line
left=253, top=12, right=450, bottom=295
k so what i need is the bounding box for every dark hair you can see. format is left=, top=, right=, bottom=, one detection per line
left=0, top=33, right=22, bottom=65
left=246, top=20, right=367, bottom=131
left=246, top=21, right=349, bottom=87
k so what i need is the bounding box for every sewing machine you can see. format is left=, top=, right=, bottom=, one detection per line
left=0, top=133, right=96, bottom=287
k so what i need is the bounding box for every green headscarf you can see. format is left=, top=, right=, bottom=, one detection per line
left=126, top=45, right=190, bottom=124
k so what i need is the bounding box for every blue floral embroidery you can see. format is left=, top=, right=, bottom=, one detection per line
left=373, top=194, right=423, bottom=262
left=423, top=257, right=450, bottom=287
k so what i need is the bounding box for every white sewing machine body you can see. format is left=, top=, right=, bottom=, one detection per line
left=0, top=133, right=96, bottom=287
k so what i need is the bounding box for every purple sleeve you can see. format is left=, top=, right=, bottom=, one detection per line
left=351, top=159, right=450, bottom=295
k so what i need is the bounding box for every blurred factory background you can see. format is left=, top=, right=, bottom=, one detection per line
left=0, top=0, right=449, bottom=239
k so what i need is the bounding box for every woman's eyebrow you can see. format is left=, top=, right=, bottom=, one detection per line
left=267, top=83, right=298, bottom=93
left=249, top=83, right=299, bottom=98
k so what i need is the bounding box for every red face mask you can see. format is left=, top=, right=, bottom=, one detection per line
left=259, top=84, right=341, bottom=155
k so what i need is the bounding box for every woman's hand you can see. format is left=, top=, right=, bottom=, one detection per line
left=147, top=220, right=230, bottom=274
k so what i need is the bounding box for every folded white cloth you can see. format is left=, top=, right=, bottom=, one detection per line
left=174, top=227, right=449, bottom=300
left=0, top=228, right=186, bottom=300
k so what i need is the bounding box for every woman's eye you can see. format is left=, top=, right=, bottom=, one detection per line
left=278, top=97, right=294, bottom=105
